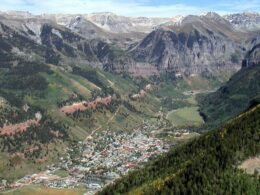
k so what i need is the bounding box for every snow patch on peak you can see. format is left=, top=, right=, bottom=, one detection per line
left=23, top=22, right=42, bottom=44
left=51, top=29, right=63, bottom=39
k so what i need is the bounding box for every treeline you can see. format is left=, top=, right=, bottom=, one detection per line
left=1, top=61, right=51, bottom=91
left=57, top=88, right=117, bottom=109
left=72, top=67, right=107, bottom=89
left=0, top=60, right=53, bottom=127
left=122, top=100, right=140, bottom=113
left=0, top=60, right=52, bottom=127
left=0, top=60, right=52, bottom=107
left=99, top=104, right=260, bottom=195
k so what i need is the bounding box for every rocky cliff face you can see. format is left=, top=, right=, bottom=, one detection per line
left=243, top=36, right=260, bottom=67
left=130, top=13, right=253, bottom=75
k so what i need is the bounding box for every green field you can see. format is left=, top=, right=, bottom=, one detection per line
left=2, top=185, right=85, bottom=195
left=167, top=106, right=204, bottom=127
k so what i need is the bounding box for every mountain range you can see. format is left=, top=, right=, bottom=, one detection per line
left=0, top=11, right=260, bottom=76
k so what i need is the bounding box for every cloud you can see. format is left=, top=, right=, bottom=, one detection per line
left=0, top=0, right=259, bottom=17
left=0, top=0, right=207, bottom=16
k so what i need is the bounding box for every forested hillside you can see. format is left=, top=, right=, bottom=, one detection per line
left=99, top=104, right=260, bottom=194
left=198, top=64, right=260, bottom=126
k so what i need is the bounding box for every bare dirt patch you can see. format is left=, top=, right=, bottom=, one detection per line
left=238, top=156, right=260, bottom=175
left=60, top=96, right=112, bottom=114
left=0, top=120, right=39, bottom=136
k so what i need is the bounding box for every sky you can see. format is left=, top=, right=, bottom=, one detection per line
left=0, top=0, right=259, bottom=17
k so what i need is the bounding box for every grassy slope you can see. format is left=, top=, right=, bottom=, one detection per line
left=167, top=106, right=204, bottom=127
left=99, top=104, right=260, bottom=195
left=22, top=65, right=150, bottom=136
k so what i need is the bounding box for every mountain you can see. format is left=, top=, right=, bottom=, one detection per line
left=0, top=13, right=144, bottom=74
left=44, top=12, right=171, bottom=34
left=198, top=41, right=260, bottom=125
left=224, top=12, right=260, bottom=30
left=0, top=12, right=162, bottom=76
left=48, top=14, right=114, bottom=42
left=129, top=12, right=257, bottom=75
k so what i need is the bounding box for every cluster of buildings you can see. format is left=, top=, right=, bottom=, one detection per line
left=2, top=122, right=171, bottom=194
left=82, top=129, right=169, bottom=173
left=80, top=128, right=169, bottom=193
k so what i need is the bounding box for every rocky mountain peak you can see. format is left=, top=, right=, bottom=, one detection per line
left=224, top=12, right=260, bottom=30
left=204, top=12, right=222, bottom=19
left=202, top=12, right=229, bottom=23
